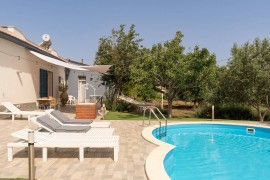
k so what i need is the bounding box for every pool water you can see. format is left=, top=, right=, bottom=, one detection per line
left=153, top=124, right=270, bottom=179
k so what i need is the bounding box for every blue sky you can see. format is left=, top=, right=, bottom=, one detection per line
left=1, top=0, right=270, bottom=65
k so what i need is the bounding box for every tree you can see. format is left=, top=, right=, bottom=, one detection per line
left=94, top=24, right=143, bottom=111
left=128, top=48, right=158, bottom=102
left=221, top=38, right=270, bottom=121
left=131, top=31, right=186, bottom=118
left=212, top=66, right=228, bottom=104
left=183, top=46, right=218, bottom=107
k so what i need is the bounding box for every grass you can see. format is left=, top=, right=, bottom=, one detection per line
left=104, top=110, right=251, bottom=122
left=104, top=102, right=198, bottom=120
left=104, top=111, right=256, bottom=123
left=104, top=100, right=259, bottom=121
left=104, top=111, right=209, bottom=121
left=104, top=111, right=145, bottom=120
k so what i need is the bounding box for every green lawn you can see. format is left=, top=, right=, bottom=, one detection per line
left=104, top=111, right=145, bottom=120
left=104, top=111, right=211, bottom=121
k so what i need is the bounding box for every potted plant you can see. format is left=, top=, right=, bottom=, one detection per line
left=59, top=83, right=69, bottom=106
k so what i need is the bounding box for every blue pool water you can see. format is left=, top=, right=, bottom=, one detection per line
left=152, top=124, right=270, bottom=179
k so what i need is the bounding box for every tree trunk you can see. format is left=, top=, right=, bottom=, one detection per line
left=256, top=106, right=264, bottom=122
left=193, top=100, right=197, bottom=109
left=167, top=98, right=173, bottom=118
left=261, top=109, right=270, bottom=122
left=111, top=88, right=120, bottom=111
left=111, top=78, right=122, bottom=111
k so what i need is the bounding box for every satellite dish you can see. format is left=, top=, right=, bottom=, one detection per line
left=40, top=34, right=52, bottom=49
left=42, top=34, right=50, bottom=42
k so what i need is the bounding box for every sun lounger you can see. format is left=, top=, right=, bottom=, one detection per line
left=11, top=128, right=115, bottom=140
left=7, top=128, right=119, bottom=162
left=46, top=110, right=111, bottom=128
left=33, top=116, right=113, bottom=133
left=0, top=102, right=45, bottom=121
left=37, top=116, right=91, bottom=132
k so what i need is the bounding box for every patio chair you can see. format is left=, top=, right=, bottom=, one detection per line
left=0, top=102, right=45, bottom=121
left=48, top=97, right=61, bottom=110
left=7, top=128, right=119, bottom=162
left=67, top=95, right=76, bottom=104
left=47, top=110, right=111, bottom=128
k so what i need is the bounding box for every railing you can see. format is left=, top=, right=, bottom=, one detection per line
left=141, top=106, right=167, bottom=139
left=118, top=94, right=146, bottom=105
left=117, top=94, right=167, bottom=138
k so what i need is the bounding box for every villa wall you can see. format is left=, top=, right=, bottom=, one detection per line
left=0, top=38, right=65, bottom=104
left=67, top=69, right=105, bottom=100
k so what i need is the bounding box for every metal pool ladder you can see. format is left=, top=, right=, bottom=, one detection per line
left=141, top=106, right=167, bottom=139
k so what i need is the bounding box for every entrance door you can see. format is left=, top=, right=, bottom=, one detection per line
left=40, top=69, right=53, bottom=97
left=78, top=76, right=86, bottom=103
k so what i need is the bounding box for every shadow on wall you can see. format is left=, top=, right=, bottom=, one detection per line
left=0, top=88, right=10, bottom=103
left=16, top=71, right=23, bottom=86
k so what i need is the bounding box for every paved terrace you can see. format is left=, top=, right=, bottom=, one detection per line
left=0, top=108, right=160, bottom=180
left=0, top=106, right=269, bottom=180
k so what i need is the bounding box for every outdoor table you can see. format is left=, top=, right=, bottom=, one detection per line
left=37, top=98, right=52, bottom=109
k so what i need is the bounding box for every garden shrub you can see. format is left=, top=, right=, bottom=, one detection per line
left=104, top=99, right=138, bottom=112
left=196, top=104, right=256, bottom=120
left=104, top=99, right=112, bottom=110
left=116, top=101, right=138, bottom=112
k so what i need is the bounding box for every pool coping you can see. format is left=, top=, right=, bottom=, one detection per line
left=142, top=121, right=270, bottom=180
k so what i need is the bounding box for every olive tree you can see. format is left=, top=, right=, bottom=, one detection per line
left=221, top=38, right=270, bottom=121
left=183, top=46, right=218, bottom=107
left=131, top=31, right=186, bottom=118
left=95, top=24, right=143, bottom=111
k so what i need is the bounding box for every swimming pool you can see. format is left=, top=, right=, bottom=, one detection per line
left=152, top=124, right=270, bottom=179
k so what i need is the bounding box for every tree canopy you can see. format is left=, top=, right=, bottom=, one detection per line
left=94, top=24, right=143, bottom=110
left=131, top=31, right=186, bottom=118
left=94, top=24, right=270, bottom=121
left=219, top=38, right=270, bottom=121
left=183, top=46, right=217, bottom=106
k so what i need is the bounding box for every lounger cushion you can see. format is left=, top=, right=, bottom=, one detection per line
left=37, top=116, right=91, bottom=133
left=37, top=116, right=61, bottom=131
left=50, top=110, right=70, bottom=123
left=51, top=110, right=93, bottom=124
left=63, top=119, right=93, bottom=124
left=55, top=125, right=91, bottom=132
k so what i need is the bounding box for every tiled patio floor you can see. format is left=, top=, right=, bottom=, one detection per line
left=1, top=108, right=270, bottom=180
left=0, top=114, right=159, bottom=180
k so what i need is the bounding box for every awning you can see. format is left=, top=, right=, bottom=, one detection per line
left=81, top=65, right=112, bottom=74
left=30, top=50, right=112, bottom=73
left=29, top=50, right=86, bottom=71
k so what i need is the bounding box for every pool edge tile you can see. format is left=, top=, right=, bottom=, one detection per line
left=142, top=125, right=175, bottom=180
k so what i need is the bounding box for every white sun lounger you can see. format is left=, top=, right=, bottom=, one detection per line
left=0, top=102, right=45, bottom=121
left=46, top=109, right=111, bottom=128
left=11, top=128, right=115, bottom=139
left=7, top=128, right=119, bottom=162
left=31, top=116, right=112, bottom=133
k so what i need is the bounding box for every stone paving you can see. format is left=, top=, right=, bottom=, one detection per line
left=0, top=111, right=160, bottom=180
left=1, top=105, right=270, bottom=179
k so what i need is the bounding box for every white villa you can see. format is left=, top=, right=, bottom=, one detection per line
left=67, top=60, right=106, bottom=104
left=0, top=26, right=106, bottom=108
